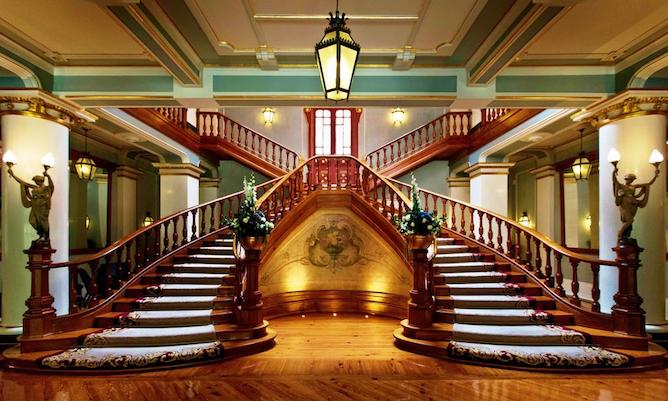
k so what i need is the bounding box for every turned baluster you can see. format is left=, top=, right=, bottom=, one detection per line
left=181, top=214, right=188, bottom=246
left=486, top=214, right=493, bottom=247
left=469, top=208, right=475, bottom=239
left=199, top=207, right=206, bottom=237
left=496, top=218, right=503, bottom=253
left=534, top=237, right=544, bottom=278
left=115, top=248, right=125, bottom=288
left=458, top=204, right=465, bottom=234
left=544, top=246, right=553, bottom=287
left=278, top=146, right=284, bottom=168
left=89, top=260, right=100, bottom=305
left=524, top=232, right=533, bottom=272
left=190, top=210, right=198, bottom=241
left=104, top=258, right=113, bottom=297
left=591, top=263, right=601, bottom=312
left=506, top=222, right=514, bottom=258
left=477, top=212, right=484, bottom=241
left=382, top=148, right=387, bottom=167
left=125, top=242, right=134, bottom=279
left=209, top=204, right=216, bottom=233
left=514, top=229, right=522, bottom=263
left=162, top=220, right=170, bottom=255
left=554, top=253, right=565, bottom=296
left=570, top=258, right=581, bottom=306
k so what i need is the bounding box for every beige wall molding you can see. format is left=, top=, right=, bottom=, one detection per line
left=529, top=165, right=557, bottom=179
left=464, top=162, right=515, bottom=179
left=114, top=166, right=142, bottom=180
left=153, top=162, right=205, bottom=179
left=447, top=176, right=470, bottom=188
left=199, top=177, right=221, bottom=188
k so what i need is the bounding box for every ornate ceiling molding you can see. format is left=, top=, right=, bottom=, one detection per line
left=0, top=89, right=95, bottom=127
left=572, top=89, right=668, bottom=127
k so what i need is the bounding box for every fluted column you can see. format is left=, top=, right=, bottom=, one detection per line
left=530, top=165, right=559, bottom=241
left=110, top=166, right=141, bottom=241
left=153, top=163, right=204, bottom=216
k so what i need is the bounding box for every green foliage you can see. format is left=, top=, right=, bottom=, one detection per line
left=225, top=175, right=274, bottom=237
left=393, top=174, right=444, bottom=236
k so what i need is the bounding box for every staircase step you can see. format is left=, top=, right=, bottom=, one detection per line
left=435, top=271, right=526, bottom=284
left=434, top=253, right=480, bottom=263
left=83, top=325, right=218, bottom=347
left=191, top=246, right=234, bottom=255
left=113, top=296, right=227, bottom=311
left=436, top=295, right=555, bottom=309
left=434, top=262, right=496, bottom=273
left=436, top=282, right=541, bottom=296
left=41, top=341, right=225, bottom=370
left=435, top=308, right=573, bottom=325
left=145, top=284, right=221, bottom=296
left=436, top=237, right=457, bottom=245
left=151, top=272, right=231, bottom=285
left=166, top=264, right=233, bottom=274
left=451, top=324, right=586, bottom=345
left=96, top=309, right=234, bottom=328
left=437, top=245, right=472, bottom=254
left=446, top=341, right=631, bottom=368
left=175, top=254, right=236, bottom=264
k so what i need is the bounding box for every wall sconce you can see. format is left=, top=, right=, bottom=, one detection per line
left=142, top=211, right=155, bottom=227
left=262, top=107, right=275, bottom=125
left=585, top=214, right=592, bottom=230
left=2, top=150, right=18, bottom=167
left=518, top=211, right=530, bottom=227
left=391, top=107, right=405, bottom=125
left=85, top=216, right=91, bottom=230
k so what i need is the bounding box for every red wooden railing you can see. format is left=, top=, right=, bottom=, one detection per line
left=49, top=179, right=278, bottom=316
left=154, top=107, right=189, bottom=130
left=480, top=107, right=510, bottom=127
left=387, top=178, right=614, bottom=315
left=197, top=111, right=300, bottom=172
left=365, top=111, right=472, bottom=171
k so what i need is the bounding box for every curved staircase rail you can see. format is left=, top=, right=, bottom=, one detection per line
left=197, top=111, right=301, bottom=172
left=364, top=111, right=472, bottom=171
left=386, top=177, right=616, bottom=315
left=49, top=178, right=279, bottom=318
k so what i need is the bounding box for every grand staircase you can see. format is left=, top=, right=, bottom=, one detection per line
left=394, top=233, right=664, bottom=370
left=8, top=236, right=274, bottom=371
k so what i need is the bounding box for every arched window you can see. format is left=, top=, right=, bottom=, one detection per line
left=306, top=108, right=361, bottom=157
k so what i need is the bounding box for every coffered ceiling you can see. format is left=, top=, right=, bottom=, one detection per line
left=0, top=0, right=665, bottom=84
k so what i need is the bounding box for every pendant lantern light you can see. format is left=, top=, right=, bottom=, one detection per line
left=571, top=127, right=591, bottom=180
left=315, top=0, right=361, bottom=101
left=518, top=211, right=530, bottom=227
left=143, top=211, right=155, bottom=227
left=74, top=127, right=97, bottom=182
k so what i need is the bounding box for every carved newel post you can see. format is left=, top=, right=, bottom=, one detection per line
left=407, top=234, right=434, bottom=328
left=236, top=236, right=265, bottom=328
left=22, top=240, right=57, bottom=340
left=612, top=238, right=645, bottom=336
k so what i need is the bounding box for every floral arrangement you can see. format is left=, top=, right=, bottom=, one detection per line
left=393, top=174, right=444, bottom=236
left=225, top=175, right=274, bottom=237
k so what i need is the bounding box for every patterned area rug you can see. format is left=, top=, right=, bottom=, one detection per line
left=447, top=341, right=632, bottom=368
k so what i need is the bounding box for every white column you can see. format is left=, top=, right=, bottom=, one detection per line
left=562, top=173, right=590, bottom=248
left=465, top=163, right=514, bottom=215
left=199, top=177, right=220, bottom=203
left=110, top=166, right=141, bottom=241
left=447, top=177, right=470, bottom=203
left=1, top=115, right=70, bottom=327
left=154, top=163, right=204, bottom=216
left=530, top=165, right=560, bottom=241
left=87, top=173, right=109, bottom=248
left=598, top=114, right=666, bottom=323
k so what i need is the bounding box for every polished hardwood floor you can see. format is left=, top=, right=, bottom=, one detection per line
left=2, top=313, right=668, bottom=401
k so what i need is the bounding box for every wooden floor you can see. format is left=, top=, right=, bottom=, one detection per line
left=2, top=313, right=668, bottom=401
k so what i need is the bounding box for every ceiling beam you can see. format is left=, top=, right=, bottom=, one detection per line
left=107, top=1, right=202, bottom=86
left=466, top=1, right=569, bottom=86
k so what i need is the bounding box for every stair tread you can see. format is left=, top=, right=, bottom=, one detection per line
left=172, top=263, right=234, bottom=268
left=443, top=283, right=528, bottom=289
left=440, top=295, right=544, bottom=301
left=438, top=271, right=506, bottom=278
left=446, top=308, right=571, bottom=317
left=162, top=273, right=230, bottom=278
left=435, top=262, right=494, bottom=267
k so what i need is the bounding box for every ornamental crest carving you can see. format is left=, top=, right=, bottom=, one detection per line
left=305, top=218, right=365, bottom=272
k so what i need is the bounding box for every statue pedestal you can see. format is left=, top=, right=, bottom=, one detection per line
left=406, top=235, right=434, bottom=328
left=612, top=237, right=646, bottom=337
left=21, top=240, right=56, bottom=343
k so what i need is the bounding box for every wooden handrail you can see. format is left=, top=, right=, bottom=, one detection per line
left=197, top=111, right=301, bottom=172
left=49, top=178, right=280, bottom=315
left=364, top=111, right=472, bottom=171
left=387, top=177, right=615, bottom=313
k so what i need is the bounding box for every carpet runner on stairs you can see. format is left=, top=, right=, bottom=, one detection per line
left=397, top=236, right=641, bottom=369
left=40, top=237, right=272, bottom=370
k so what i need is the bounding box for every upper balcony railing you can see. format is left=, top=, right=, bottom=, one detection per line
left=197, top=111, right=300, bottom=172
left=365, top=111, right=472, bottom=171
left=154, top=107, right=190, bottom=130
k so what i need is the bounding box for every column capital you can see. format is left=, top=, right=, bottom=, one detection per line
left=153, top=163, right=205, bottom=179
left=447, top=176, right=470, bottom=187
left=0, top=89, right=96, bottom=128
left=572, top=89, right=668, bottom=128
left=464, top=162, right=514, bottom=179
left=200, top=177, right=220, bottom=188
left=113, top=166, right=142, bottom=180
left=529, top=165, right=558, bottom=179
left=94, top=173, right=109, bottom=184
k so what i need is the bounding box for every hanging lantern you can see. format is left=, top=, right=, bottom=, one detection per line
left=315, top=0, right=361, bottom=101
left=74, top=128, right=97, bottom=182
left=143, top=212, right=155, bottom=227
left=571, top=128, right=591, bottom=180
left=518, top=211, right=530, bottom=227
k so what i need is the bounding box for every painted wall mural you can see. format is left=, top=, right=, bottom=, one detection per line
left=260, top=208, right=410, bottom=297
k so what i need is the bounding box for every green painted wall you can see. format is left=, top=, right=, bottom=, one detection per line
left=218, top=160, right=270, bottom=197
left=398, top=160, right=449, bottom=196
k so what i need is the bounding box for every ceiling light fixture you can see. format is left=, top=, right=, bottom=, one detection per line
left=315, top=0, right=361, bottom=102
left=571, top=127, right=591, bottom=180
left=74, top=127, right=97, bottom=182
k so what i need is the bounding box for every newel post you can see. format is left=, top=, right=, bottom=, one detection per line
left=407, top=235, right=433, bottom=328
left=611, top=238, right=646, bottom=337
left=236, top=236, right=265, bottom=328
left=22, top=240, right=57, bottom=339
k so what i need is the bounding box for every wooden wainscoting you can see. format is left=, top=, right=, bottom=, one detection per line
left=263, top=290, right=408, bottom=320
